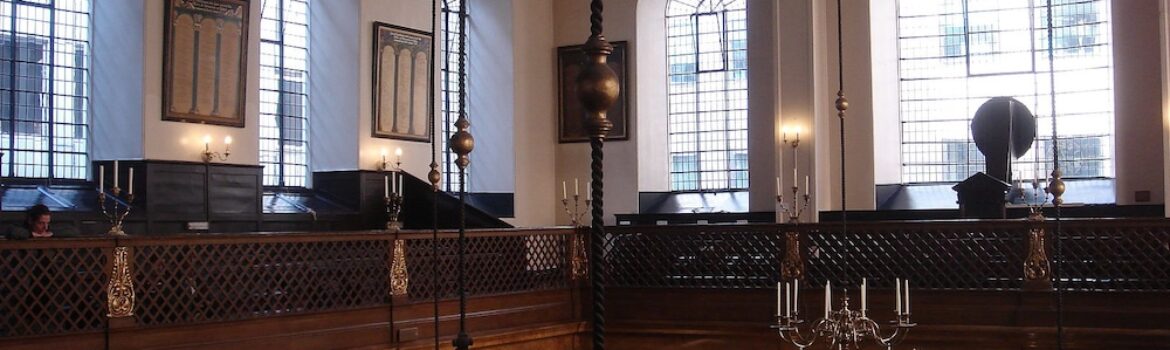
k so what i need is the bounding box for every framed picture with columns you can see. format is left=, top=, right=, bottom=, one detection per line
left=372, top=22, right=434, bottom=142
left=162, top=0, right=250, bottom=127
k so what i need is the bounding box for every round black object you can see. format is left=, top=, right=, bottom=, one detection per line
left=971, top=96, right=1036, bottom=161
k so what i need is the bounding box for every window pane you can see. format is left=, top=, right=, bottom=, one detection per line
left=896, top=0, right=1114, bottom=183
left=440, top=0, right=466, bottom=192
left=0, top=0, right=90, bottom=180
left=259, top=0, right=310, bottom=187
left=667, top=0, right=748, bottom=191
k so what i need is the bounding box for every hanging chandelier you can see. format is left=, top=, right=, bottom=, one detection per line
left=773, top=0, right=915, bottom=348
left=774, top=279, right=915, bottom=349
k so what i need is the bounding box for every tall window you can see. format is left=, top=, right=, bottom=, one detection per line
left=666, top=0, right=748, bottom=191
left=440, top=0, right=465, bottom=192
left=0, top=0, right=90, bottom=180
left=897, top=0, right=1113, bottom=183
left=259, top=0, right=309, bottom=187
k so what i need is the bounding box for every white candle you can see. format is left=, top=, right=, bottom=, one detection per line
left=399, top=172, right=404, bottom=194
left=574, top=178, right=579, bottom=196
left=128, top=168, right=134, bottom=195
left=861, top=278, right=867, bottom=313
left=776, top=282, right=782, bottom=316
left=793, top=167, right=797, bottom=188
left=824, top=281, right=831, bottom=318
left=792, top=279, right=798, bottom=315
left=785, top=282, right=791, bottom=317
left=384, top=175, right=390, bottom=198
left=804, top=176, right=810, bottom=195
left=98, top=165, right=104, bottom=191
left=587, top=182, right=592, bottom=200
left=896, top=278, right=902, bottom=315
left=775, top=177, right=780, bottom=195
left=562, top=181, right=567, bottom=200
left=113, top=160, right=119, bottom=188
left=905, top=280, right=911, bottom=315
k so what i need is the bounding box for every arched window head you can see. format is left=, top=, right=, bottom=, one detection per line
left=666, top=0, right=748, bottom=191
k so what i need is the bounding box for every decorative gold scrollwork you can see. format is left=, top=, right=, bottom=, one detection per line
left=570, top=233, right=589, bottom=281
left=390, top=239, right=409, bottom=296
left=107, top=246, right=135, bottom=318
left=780, top=231, right=804, bottom=281
left=1024, top=227, right=1051, bottom=282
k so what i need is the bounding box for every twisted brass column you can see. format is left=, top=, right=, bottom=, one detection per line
left=576, top=1, right=619, bottom=349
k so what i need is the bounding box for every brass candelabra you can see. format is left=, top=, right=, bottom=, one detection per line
left=775, top=280, right=915, bottom=350
left=561, top=191, right=591, bottom=280
left=97, top=162, right=134, bottom=236
left=777, top=129, right=811, bottom=223
left=384, top=167, right=404, bottom=232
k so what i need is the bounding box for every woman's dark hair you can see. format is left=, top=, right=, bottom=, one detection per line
left=26, top=204, right=50, bottom=223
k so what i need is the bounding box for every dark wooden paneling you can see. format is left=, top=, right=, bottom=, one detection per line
left=144, top=162, right=206, bottom=222
left=207, top=165, right=261, bottom=221
left=606, top=288, right=1170, bottom=350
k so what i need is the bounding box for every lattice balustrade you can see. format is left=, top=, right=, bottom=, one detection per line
left=0, top=244, right=108, bottom=337
left=802, top=224, right=1025, bottom=291
left=131, top=238, right=390, bottom=327
left=406, top=230, right=573, bottom=302
left=607, top=226, right=782, bottom=289
left=1057, top=222, right=1170, bottom=291
left=607, top=220, right=1170, bottom=292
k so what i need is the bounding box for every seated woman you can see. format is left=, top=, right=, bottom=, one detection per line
left=4, top=205, right=76, bottom=239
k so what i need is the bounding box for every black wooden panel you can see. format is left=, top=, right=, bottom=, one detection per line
left=145, top=162, right=206, bottom=221
left=208, top=166, right=261, bottom=221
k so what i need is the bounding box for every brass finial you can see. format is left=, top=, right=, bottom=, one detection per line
left=428, top=161, right=441, bottom=192
left=1047, top=168, right=1065, bottom=206
left=577, top=37, right=618, bottom=139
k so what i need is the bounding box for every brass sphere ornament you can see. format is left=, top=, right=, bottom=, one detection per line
left=835, top=93, right=849, bottom=116
left=1047, top=169, right=1066, bottom=205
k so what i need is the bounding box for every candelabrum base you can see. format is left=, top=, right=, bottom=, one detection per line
left=386, top=221, right=402, bottom=232
left=107, top=225, right=127, bottom=236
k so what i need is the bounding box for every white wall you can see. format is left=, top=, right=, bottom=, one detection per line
left=870, top=0, right=901, bottom=186
left=1163, top=0, right=1170, bottom=216
left=511, top=0, right=558, bottom=227
left=142, top=0, right=260, bottom=165
left=467, top=0, right=516, bottom=194
left=92, top=0, right=145, bottom=161
left=635, top=0, right=669, bottom=194
left=1113, top=0, right=1165, bottom=205
left=309, top=0, right=361, bottom=172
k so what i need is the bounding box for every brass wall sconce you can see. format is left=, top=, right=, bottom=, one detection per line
left=379, top=147, right=402, bottom=171
left=201, top=135, right=232, bottom=163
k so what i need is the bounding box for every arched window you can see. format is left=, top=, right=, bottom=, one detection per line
left=896, top=0, right=1113, bottom=183
left=259, top=0, right=310, bottom=187
left=666, top=0, right=748, bottom=191
left=0, top=0, right=91, bottom=180
left=440, top=0, right=466, bottom=192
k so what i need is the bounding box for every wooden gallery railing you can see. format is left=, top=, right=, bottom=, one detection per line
left=0, top=228, right=586, bottom=350
left=603, top=219, right=1170, bottom=349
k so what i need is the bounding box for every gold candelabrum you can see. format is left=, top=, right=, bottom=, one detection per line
left=560, top=186, right=591, bottom=281
left=1017, top=176, right=1053, bottom=290
left=774, top=280, right=916, bottom=350
left=384, top=167, right=404, bottom=232
left=778, top=133, right=811, bottom=223
left=97, top=162, right=134, bottom=236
